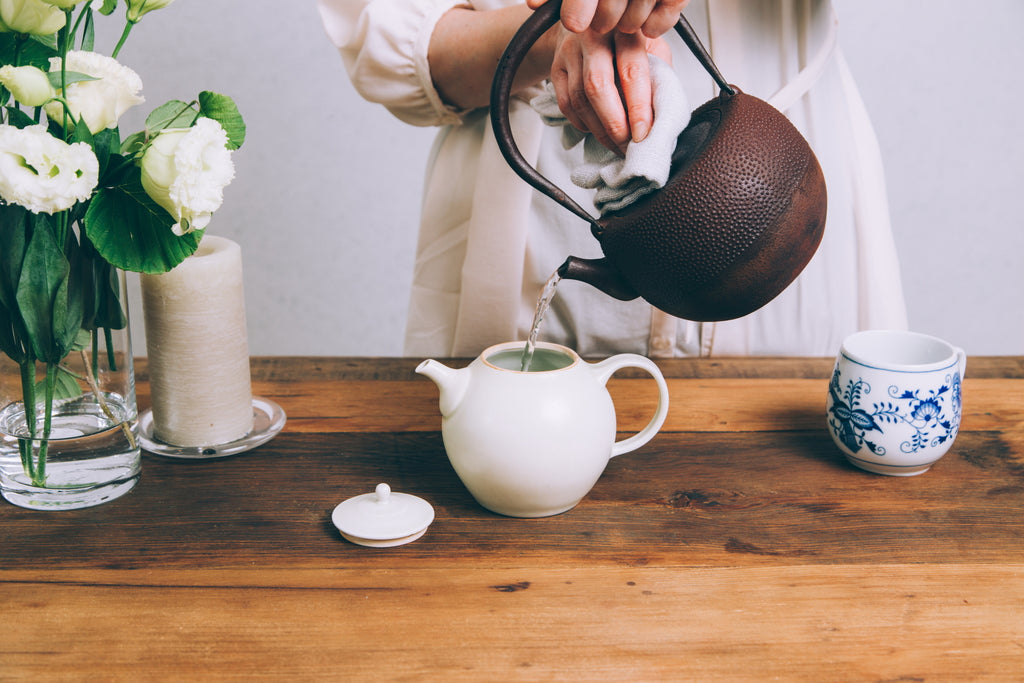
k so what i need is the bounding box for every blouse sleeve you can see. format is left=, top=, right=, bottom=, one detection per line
left=317, top=0, right=469, bottom=127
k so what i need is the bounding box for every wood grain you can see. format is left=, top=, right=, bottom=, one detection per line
left=3, top=565, right=1022, bottom=680
left=2, top=429, right=1022, bottom=569
left=3, top=357, right=1023, bottom=680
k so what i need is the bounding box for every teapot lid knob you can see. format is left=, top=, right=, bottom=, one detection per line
left=375, top=482, right=391, bottom=503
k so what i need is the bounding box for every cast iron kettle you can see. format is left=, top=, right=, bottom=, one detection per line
left=490, top=1, right=828, bottom=321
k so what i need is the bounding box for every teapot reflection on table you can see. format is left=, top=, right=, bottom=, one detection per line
left=490, top=1, right=828, bottom=322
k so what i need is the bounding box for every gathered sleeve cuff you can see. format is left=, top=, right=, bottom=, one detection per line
left=318, top=0, right=470, bottom=127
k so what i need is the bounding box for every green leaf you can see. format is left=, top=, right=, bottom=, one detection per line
left=199, top=91, right=246, bottom=150
left=83, top=168, right=203, bottom=273
left=79, top=7, right=96, bottom=51
left=46, top=116, right=65, bottom=139
left=70, top=115, right=94, bottom=146
left=15, top=215, right=70, bottom=363
left=0, top=207, right=29, bottom=313
left=37, top=365, right=83, bottom=402
left=56, top=233, right=87, bottom=354
left=120, top=130, right=147, bottom=157
left=145, top=100, right=199, bottom=134
left=69, top=328, right=92, bottom=352
left=0, top=298, right=24, bottom=363
left=81, top=244, right=127, bottom=331
left=47, top=71, right=99, bottom=89
left=0, top=34, right=57, bottom=70
left=3, top=106, right=37, bottom=129
left=89, top=128, right=122, bottom=178
left=99, top=0, right=118, bottom=16
left=0, top=34, right=15, bottom=65
left=0, top=207, right=29, bottom=361
left=31, top=33, right=58, bottom=53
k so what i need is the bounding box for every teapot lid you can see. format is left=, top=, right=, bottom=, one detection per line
left=332, top=483, right=434, bottom=547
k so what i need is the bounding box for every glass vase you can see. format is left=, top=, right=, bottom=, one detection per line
left=0, top=270, right=140, bottom=511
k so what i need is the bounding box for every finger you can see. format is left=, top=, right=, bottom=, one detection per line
left=589, top=0, right=629, bottom=34
left=641, top=0, right=689, bottom=37
left=617, top=0, right=657, bottom=34
left=552, top=40, right=597, bottom=137
left=559, top=0, right=598, bottom=33
left=562, top=66, right=613, bottom=149
left=551, top=60, right=584, bottom=133
left=579, top=31, right=631, bottom=152
left=614, top=31, right=653, bottom=143
left=525, top=0, right=548, bottom=8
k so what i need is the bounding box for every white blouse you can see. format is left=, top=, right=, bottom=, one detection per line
left=318, top=0, right=908, bottom=358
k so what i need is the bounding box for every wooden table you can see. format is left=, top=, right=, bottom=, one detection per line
left=2, top=357, right=1023, bottom=680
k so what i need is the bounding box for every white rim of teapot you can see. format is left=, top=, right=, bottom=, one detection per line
left=481, top=341, right=581, bottom=373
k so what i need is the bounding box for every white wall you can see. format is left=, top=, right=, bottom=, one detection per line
left=109, top=1, right=432, bottom=357
left=833, top=0, right=1024, bottom=355
left=108, top=0, right=1022, bottom=357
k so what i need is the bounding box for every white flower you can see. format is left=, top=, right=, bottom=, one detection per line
left=0, top=124, right=99, bottom=214
left=126, top=0, right=174, bottom=22
left=139, top=117, right=235, bottom=235
left=0, top=0, right=66, bottom=35
left=0, top=64, right=55, bottom=107
left=44, top=51, right=144, bottom=134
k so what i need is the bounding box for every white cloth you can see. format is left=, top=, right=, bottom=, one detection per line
left=317, top=0, right=908, bottom=358
left=530, top=55, right=691, bottom=215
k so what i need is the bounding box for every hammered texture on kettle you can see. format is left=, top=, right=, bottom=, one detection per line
left=598, top=91, right=827, bottom=321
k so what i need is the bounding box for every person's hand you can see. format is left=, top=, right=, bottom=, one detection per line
left=550, top=28, right=671, bottom=154
left=527, top=0, right=689, bottom=37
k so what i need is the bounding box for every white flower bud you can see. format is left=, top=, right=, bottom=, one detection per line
left=126, top=0, right=174, bottom=22
left=0, top=0, right=66, bottom=35
left=0, top=64, right=55, bottom=107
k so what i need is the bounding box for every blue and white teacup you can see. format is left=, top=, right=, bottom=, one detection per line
left=827, top=330, right=966, bottom=476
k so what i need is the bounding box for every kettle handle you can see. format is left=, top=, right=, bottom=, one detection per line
left=489, top=0, right=735, bottom=229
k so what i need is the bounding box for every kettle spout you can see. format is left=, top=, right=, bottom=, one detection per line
left=415, top=359, right=469, bottom=417
left=558, top=256, right=639, bottom=302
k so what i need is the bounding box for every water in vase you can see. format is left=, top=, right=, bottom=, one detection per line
left=0, top=393, right=140, bottom=510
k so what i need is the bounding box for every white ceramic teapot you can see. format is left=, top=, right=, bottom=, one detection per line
left=416, top=341, right=670, bottom=517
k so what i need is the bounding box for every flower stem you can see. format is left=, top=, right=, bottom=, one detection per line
left=78, top=345, right=137, bottom=452
left=112, top=21, right=135, bottom=60
left=92, top=327, right=99, bottom=376
left=17, top=359, right=37, bottom=481
left=59, top=16, right=71, bottom=135
left=36, top=363, right=59, bottom=487
left=105, top=327, right=117, bottom=371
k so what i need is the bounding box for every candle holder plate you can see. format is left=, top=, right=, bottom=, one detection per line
left=138, top=396, right=286, bottom=459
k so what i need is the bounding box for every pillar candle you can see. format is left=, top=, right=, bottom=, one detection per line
left=141, top=235, right=254, bottom=447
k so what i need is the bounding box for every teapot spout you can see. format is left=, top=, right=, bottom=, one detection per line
left=558, top=256, right=639, bottom=302
left=416, top=359, right=469, bottom=417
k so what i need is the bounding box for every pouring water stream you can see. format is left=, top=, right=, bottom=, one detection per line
left=519, top=271, right=562, bottom=372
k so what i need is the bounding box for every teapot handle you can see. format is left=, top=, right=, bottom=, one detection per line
left=488, top=0, right=735, bottom=230
left=591, top=354, right=670, bottom=458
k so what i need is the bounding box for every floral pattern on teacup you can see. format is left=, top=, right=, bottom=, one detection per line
left=827, top=369, right=962, bottom=457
